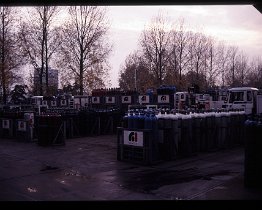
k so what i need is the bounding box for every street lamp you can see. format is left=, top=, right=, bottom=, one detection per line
left=134, top=67, right=137, bottom=91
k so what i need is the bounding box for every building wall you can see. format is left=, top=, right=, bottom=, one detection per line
left=34, top=68, right=58, bottom=95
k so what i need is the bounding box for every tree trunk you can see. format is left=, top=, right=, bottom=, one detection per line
left=232, top=57, right=235, bottom=86
left=196, top=60, right=199, bottom=82
left=179, top=43, right=183, bottom=83
left=40, top=16, right=46, bottom=96
left=40, top=60, right=44, bottom=96
left=1, top=12, right=6, bottom=104
left=79, top=49, right=84, bottom=95
left=44, top=7, right=49, bottom=95
left=159, top=51, right=162, bottom=86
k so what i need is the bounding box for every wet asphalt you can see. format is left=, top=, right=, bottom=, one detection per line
left=0, top=135, right=262, bottom=201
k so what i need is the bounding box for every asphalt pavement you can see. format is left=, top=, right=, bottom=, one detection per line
left=0, top=135, right=262, bottom=201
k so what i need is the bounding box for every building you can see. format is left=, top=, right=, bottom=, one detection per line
left=33, top=67, right=58, bottom=95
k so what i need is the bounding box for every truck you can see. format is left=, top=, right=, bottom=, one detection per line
left=225, top=87, right=262, bottom=115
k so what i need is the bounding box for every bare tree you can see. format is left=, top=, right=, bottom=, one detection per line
left=169, top=28, right=178, bottom=79
left=120, top=13, right=258, bottom=91
left=140, top=13, right=172, bottom=87
left=0, top=7, right=25, bottom=104
left=246, top=56, right=262, bottom=88
left=204, top=36, right=222, bottom=88
left=57, top=6, right=112, bottom=95
left=18, top=6, right=60, bottom=96
left=185, top=70, right=206, bottom=91
left=216, top=41, right=229, bottom=87
left=169, top=18, right=190, bottom=88
left=225, top=45, right=238, bottom=87
left=187, top=32, right=208, bottom=88
left=234, top=51, right=248, bottom=86
left=118, top=51, right=154, bottom=92
left=83, top=62, right=111, bottom=93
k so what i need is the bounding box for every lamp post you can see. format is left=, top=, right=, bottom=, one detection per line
left=134, top=68, right=137, bottom=91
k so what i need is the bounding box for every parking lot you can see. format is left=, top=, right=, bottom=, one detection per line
left=0, top=135, right=262, bottom=200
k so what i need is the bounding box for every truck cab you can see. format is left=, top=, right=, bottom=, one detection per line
left=226, top=87, right=258, bottom=114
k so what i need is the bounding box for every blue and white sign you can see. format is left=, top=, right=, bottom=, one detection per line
left=158, top=95, right=170, bottom=103
left=106, top=96, right=115, bottom=104
left=139, top=95, right=149, bottom=104
left=92, top=97, right=100, bottom=104
left=42, top=100, right=48, bottom=106
left=18, top=120, right=27, bottom=131
left=121, top=96, right=131, bottom=104
left=60, top=100, right=67, bottom=106
left=123, top=130, right=143, bottom=147
left=2, top=119, right=10, bottom=129
left=51, top=101, right=57, bottom=106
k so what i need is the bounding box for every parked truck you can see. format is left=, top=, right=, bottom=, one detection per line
left=225, top=87, right=262, bottom=115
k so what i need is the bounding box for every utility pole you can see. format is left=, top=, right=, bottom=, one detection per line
left=134, top=67, right=137, bottom=91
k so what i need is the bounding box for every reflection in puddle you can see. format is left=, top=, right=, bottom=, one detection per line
left=40, top=165, right=59, bottom=171
left=171, top=196, right=183, bottom=200
left=118, top=168, right=232, bottom=193
left=65, top=169, right=81, bottom=176
left=27, top=187, right=37, bottom=193
left=56, top=179, right=67, bottom=185
left=64, top=169, right=86, bottom=178
left=214, top=186, right=228, bottom=190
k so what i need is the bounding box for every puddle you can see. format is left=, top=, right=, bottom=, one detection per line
left=56, top=179, right=67, bottom=185
left=65, top=169, right=80, bottom=176
left=213, top=186, right=228, bottom=190
left=174, top=197, right=183, bottom=200
left=119, top=168, right=202, bottom=192
left=118, top=168, right=233, bottom=193
left=211, top=175, right=233, bottom=181
left=204, top=170, right=232, bottom=181
left=64, top=169, right=89, bottom=179
left=40, top=165, right=59, bottom=171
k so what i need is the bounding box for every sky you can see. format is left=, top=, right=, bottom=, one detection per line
left=107, top=5, right=262, bottom=88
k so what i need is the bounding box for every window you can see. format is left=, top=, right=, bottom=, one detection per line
left=246, top=91, right=252, bottom=102
left=229, top=92, right=244, bottom=103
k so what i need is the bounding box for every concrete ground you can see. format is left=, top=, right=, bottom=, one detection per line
left=0, top=135, right=262, bottom=201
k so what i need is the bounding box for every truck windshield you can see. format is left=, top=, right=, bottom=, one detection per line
left=229, top=91, right=244, bottom=103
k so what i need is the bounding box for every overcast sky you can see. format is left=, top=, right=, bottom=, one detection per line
left=107, top=5, right=262, bottom=87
